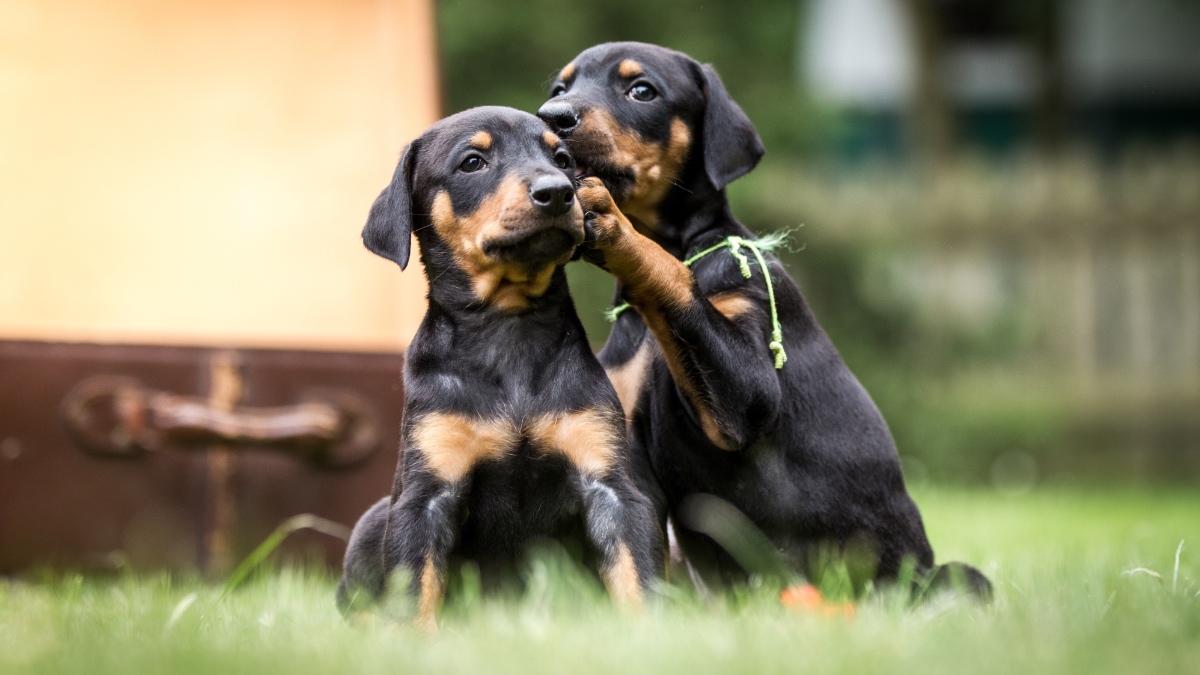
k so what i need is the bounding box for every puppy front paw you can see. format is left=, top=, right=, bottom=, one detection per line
left=576, top=177, right=631, bottom=250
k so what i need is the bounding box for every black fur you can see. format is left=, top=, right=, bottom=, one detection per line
left=362, top=142, right=418, bottom=270
left=694, top=62, right=764, bottom=190
left=338, top=107, right=663, bottom=620
left=540, top=43, right=991, bottom=598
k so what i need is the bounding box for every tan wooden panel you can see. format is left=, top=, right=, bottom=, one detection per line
left=0, top=0, right=437, bottom=351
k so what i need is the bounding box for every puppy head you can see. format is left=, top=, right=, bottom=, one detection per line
left=538, top=42, right=763, bottom=229
left=363, top=106, right=584, bottom=311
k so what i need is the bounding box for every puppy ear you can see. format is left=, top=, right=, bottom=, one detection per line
left=697, top=63, right=764, bottom=190
left=362, top=141, right=418, bottom=270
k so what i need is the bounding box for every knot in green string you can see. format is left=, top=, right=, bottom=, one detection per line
left=608, top=232, right=789, bottom=370
left=723, top=236, right=754, bottom=279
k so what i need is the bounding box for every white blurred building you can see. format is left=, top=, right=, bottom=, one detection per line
left=801, top=0, right=1200, bottom=150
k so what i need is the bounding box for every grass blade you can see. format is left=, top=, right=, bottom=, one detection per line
left=221, top=514, right=351, bottom=598
left=1120, top=567, right=1163, bottom=582
left=164, top=592, right=198, bottom=631
left=1172, top=540, right=1183, bottom=595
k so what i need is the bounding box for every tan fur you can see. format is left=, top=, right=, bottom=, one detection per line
left=409, top=412, right=519, bottom=482
left=575, top=178, right=734, bottom=450
left=617, top=59, right=643, bottom=78
left=603, top=542, right=644, bottom=609
left=543, top=130, right=561, bottom=149
left=640, top=310, right=732, bottom=449
left=575, top=178, right=694, bottom=310
left=414, top=553, right=442, bottom=632
left=606, top=341, right=653, bottom=422
left=572, top=111, right=691, bottom=228
left=709, top=291, right=759, bottom=321
left=559, top=62, right=576, bottom=82
left=468, top=130, right=492, bottom=150
left=612, top=234, right=695, bottom=310
left=528, top=409, right=621, bottom=476
left=487, top=264, right=558, bottom=312
left=429, top=182, right=582, bottom=311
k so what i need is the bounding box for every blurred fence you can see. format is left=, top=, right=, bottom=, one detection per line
left=729, top=147, right=1200, bottom=484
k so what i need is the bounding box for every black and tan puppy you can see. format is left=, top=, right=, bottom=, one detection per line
left=336, top=106, right=663, bottom=628
left=538, top=43, right=990, bottom=596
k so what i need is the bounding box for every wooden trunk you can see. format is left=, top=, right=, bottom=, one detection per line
left=0, top=0, right=438, bottom=573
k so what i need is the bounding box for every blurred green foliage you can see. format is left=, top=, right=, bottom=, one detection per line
left=436, top=0, right=830, bottom=156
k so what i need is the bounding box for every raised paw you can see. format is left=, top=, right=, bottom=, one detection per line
left=575, top=176, right=619, bottom=215
left=575, top=177, right=632, bottom=250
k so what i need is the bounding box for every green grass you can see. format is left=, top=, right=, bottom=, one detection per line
left=3, top=488, right=1199, bottom=675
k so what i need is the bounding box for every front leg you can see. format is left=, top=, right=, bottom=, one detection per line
left=379, top=411, right=516, bottom=628
left=383, top=476, right=465, bottom=631
left=580, top=473, right=664, bottom=608
left=337, top=496, right=392, bottom=616
left=529, top=408, right=664, bottom=605
left=577, top=177, right=781, bottom=450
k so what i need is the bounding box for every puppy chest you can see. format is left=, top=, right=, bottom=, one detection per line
left=407, top=410, right=624, bottom=483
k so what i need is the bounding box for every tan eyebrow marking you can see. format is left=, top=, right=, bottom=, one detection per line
left=559, top=62, right=576, bottom=81
left=618, top=60, right=643, bottom=78
left=543, top=130, right=561, bottom=149
left=468, top=131, right=492, bottom=150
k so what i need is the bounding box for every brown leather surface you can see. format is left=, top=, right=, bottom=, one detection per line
left=0, top=340, right=403, bottom=574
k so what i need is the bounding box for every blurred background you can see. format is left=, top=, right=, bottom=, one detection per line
left=434, top=0, right=1200, bottom=486
left=2, top=0, right=1198, bottom=576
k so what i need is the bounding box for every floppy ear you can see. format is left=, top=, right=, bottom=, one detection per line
left=697, top=63, right=764, bottom=190
left=362, top=141, right=418, bottom=270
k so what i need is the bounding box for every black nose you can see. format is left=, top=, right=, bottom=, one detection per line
left=529, top=174, right=575, bottom=216
left=537, top=100, right=579, bottom=135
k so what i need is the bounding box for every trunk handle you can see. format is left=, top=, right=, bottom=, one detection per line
left=60, top=375, right=382, bottom=468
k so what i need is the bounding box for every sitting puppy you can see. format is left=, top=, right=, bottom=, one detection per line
left=539, top=43, right=990, bottom=597
left=337, top=106, right=663, bottom=628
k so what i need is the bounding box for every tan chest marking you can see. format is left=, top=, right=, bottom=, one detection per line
left=606, top=341, right=654, bottom=421
left=708, top=291, right=759, bottom=321
left=409, top=412, right=519, bottom=482
left=410, top=410, right=623, bottom=482
left=528, top=409, right=623, bottom=477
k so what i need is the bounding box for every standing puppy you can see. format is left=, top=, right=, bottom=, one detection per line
left=337, top=107, right=663, bottom=628
left=539, top=43, right=989, bottom=596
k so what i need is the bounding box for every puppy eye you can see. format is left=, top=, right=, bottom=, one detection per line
left=459, top=155, right=486, bottom=173
left=551, top=84, right=568, bottom=97
left=554, top=152, right=571, bottom=170
left=628, top=83, right=657, bottom=102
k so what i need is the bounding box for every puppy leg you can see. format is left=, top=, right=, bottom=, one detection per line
left=336, top=496, right=392, bottom=615
left=577, top=177, right=782, bottom=451
left=918, top=562, right=994, bottom=602
left=579, top=474, right=664, bottom=609
left=383, top=478, right=465, bottom=631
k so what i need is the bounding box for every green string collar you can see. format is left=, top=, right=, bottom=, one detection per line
left=606, top=231, right=790, bottom=370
